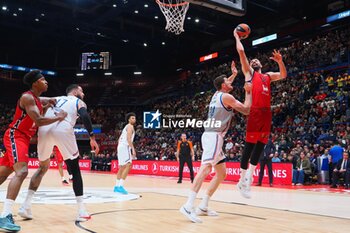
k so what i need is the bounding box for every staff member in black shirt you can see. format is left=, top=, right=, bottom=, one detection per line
left=176, top=133, right=195, bottom=183
left=257, top=138, right=275, bottom=187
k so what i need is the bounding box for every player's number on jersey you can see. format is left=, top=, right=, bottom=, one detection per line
left=56, top=99, right=68, bottom=108
left=208, top=106, right=215, bottom=118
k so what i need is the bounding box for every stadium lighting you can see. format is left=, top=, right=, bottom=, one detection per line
left=76, top=73, right=84, bottom=77
left=104, top=72, right=112, bottom=76
left=134, top=71, right=142, bottom=75
left=35, top=18, right=39, bottom=22
left=134, top=10, right=139, bottom=14
left=18, top=8, right=23, bottom=11
left=13, top=13, right=17, bottom=17
left=162, top=42, right=165, bottom=45
left=143, top=43, right=148, bottom=47
left=144, top=4, right=149, bottom=8
left=195, top=18, right=199, bottom=23
left=154, top=16, right=159, bottom=19
left=187, top=17, right=191, bottom=20
left=2, top=6, right=7, bottom=11
left=41, top=13, right=45, bottom=17
left=113, top=4, right=117, bottom=7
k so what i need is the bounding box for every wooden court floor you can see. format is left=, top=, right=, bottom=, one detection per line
left=0, top=170, right=349, bottom=233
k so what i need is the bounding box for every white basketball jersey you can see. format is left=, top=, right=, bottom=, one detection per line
left=205, top=91, right=234, bottom=137
left=118, top=124, right=135, bottom=146
left=39, top=95, right=80, bottom=133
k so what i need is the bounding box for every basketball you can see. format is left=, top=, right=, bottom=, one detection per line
left=236, top=23, right=251, bottom=39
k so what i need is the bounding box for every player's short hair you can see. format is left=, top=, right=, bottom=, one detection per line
left=23, top=70, right=43, bottom=87
left=213, top=75, right=226, bottom=91
left=126, top=112, right=136, bottom=122
left=66, top=84, right=80, bottom=94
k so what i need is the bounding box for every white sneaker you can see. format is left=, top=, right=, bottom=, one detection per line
left=196, top=207, right=218, bottom=216
left=179, top=205, right=202, bottom=223
left=236, top=180, right=251, bottom=199
left=76, top=210, right=91, bottom=222
left=18, top=206, right=33, bottom=220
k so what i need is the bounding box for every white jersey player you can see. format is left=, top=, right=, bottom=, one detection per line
left=180, top=62, right=252, bottom=223
left=18, top=84, right=99, bottom=222
left=114, top=113, right=136, bottom=195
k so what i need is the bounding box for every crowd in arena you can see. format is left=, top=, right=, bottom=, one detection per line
left=0, top=27, right=349, bottom=184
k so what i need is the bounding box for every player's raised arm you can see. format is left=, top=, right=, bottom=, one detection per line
left=267, top=49, right=287, bottom=82
left=222, top=92, right=251, bottom=116
left=233, top=29, right=253, bottom=79
left=77, top=100, right=99, bottom=154
left=21, top=94, right=66, bottom=126
left=227, top=61, right=238, bottom=82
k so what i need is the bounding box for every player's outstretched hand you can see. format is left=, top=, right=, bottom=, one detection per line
left=231, top=61, right=238, bottom=76
left=90, top=139, right=99, bottom=155
left=269, top=49, right=283, bottom=63
left=233, top=29, right=240, bottom=40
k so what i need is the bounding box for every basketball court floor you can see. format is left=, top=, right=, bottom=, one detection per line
left=0, top=170, right=349, bottom=232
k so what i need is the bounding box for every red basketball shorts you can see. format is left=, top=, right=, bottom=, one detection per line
left=246, top=108, right=272, bottom=144
left=1, top=129, right=30, bottom=168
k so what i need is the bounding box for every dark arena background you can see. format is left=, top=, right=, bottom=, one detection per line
left=0, top=0, right=349, bottom=232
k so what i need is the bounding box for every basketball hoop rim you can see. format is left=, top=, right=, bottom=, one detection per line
left=155, top=0, right=189, bottom=7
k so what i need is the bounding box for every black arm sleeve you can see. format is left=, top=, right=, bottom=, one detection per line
left=77, top=107, right=94, bottom=136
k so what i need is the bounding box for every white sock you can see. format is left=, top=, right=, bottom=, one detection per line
left=115, top=179, right=120, bottom=187
left=199, top=194, right=210, bottom=210
left=239, top=169, right=247, bottom=182
left=184, top=190, right=197, bottom=210
left=23, top=190, right=35, bottom=209
left=69, top=175, right=73, bottom=179
left=76, top=196, right=85, bottom=212
left=62, top=177, right=66, bottom=181
left=118, top=179, right=124, bottom=187
left=1, top=199, right=14, bottom=217
left=248, top=164, right=257, bottom=178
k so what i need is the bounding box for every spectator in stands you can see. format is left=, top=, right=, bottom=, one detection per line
left=329, top=141, right=344, bottom=183
left=292, top=151, right=311, bottom=185
left=331, top=151, right=350, bottom=189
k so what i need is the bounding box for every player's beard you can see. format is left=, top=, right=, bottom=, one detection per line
left=252, top=64, right=261, bottom=71
left=77, top=94, right=84, bottom=100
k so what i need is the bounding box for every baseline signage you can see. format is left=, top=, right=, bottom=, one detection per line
left=111, top=160, right=292, bottom=185
left=28, top=158, right=91, bottom=171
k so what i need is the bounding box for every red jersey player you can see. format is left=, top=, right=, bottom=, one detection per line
left=0, top=70, right=67, bottom=232
left=233, top=29, right=287, bottom=198
left=52, top=146, right=70, bottom=185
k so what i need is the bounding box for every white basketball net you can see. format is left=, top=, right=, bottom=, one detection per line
left=156, top=0, right=189, bottom=35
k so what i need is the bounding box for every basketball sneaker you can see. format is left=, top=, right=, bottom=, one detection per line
left=236, top=180, right=251, bottom=199
left=18, top=206, right=33, bottom=219
left=113, top=186, right=120, bottom=193
left=0, top=214, right=21, bottom=232
left=76, top=210, right=91, bottom=222
left=118, top=186, right=128, bottom=195
left=62, top=179, right=70, bottom=186
left=180, top=205, right=202, bottom=223
left=195, top=207, right=218, bottom=216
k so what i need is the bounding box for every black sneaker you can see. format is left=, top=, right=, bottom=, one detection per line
left=177, top=180, right=182, bottom=184
left=62, top=179, right=69, bottom=186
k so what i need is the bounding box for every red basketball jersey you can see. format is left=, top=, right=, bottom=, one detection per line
left=251, top=71, right=271, bottom=109
left=8, top=91, right=43, bottom=138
